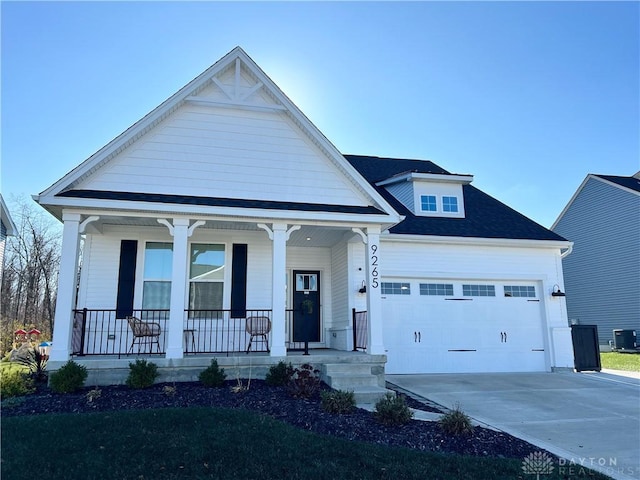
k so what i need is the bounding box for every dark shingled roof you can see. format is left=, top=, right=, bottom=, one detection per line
left=344, top=154, right=567, bottom=241
left=593, top=174, right=640, bottom=193
left=57, top=190, right=386, bottom=215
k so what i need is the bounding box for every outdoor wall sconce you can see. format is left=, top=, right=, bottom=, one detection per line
left=358, top=281, right=367, bottom=294
left=551, top=284, right=566, bottom=297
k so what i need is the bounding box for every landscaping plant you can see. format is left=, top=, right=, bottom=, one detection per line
left=14, top=347, right=48, bottom=383
left=0, top=369, right=34, bottom=399
left=265, top=360, right=294, bottom=386
left=320, top=389, right=356, bottom=414
left=374, top=392, right=414, bottom=426
left=439, top=403, right=474, bottom=435
left=126, top=359, right=159, bottom=389
left=199, top=359, right=226, bottom=387
left=287, top=363, right=321, bottom=398
left=49, top=360, right=87, bottom=394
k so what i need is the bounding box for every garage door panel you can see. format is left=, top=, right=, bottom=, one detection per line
left=382, top=279, right=547, bottom=374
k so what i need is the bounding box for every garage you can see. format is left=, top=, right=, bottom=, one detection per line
left=382, top=279, right=548, bottom=374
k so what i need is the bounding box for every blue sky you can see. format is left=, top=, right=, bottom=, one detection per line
left=2, top=1, right=638, bottom=228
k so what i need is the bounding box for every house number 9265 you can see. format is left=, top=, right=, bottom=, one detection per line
left=370, top=244, right=379, bottom=288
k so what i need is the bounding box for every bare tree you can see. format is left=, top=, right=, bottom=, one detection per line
left=0, top=196, right=61, bottom=354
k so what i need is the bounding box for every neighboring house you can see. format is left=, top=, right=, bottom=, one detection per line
left=35, top=47, right=574, bottom=389
left=552, top=173, right=640, bottom=347
left=1, top=194, right=17, bottom=284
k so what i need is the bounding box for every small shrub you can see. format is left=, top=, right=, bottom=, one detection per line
left=163, top=384, right=177, bottom=397
left=126, top=359, right=159, bottom=389
left=321, top=389, right=356, bottom=414
left=439, top=403, right=474, bottom=435
left=374, top=393, right=414, bottom=426
left=14, top=347, right=48, bottom=383
left=265, top=361, right=294, bottom=386
left=0, top=369, right=34, bottom=399
left=199, top=359, right=226, bottom=387
left=49, top=360, right=88, bottom=394
left=287, top=363, right=321, bottom=398
left=86, top=387, right=102, bottom=405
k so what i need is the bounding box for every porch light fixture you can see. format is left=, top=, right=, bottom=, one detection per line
left=358, top=281, right=367, bottom=294
left=551, top=284, right=566, bottom=297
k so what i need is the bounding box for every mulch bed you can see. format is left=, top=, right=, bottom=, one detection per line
left=2, top=379, right=546, bottom=460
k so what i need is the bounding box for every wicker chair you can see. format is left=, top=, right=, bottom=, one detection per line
left=245, top=316, right=271, bottom=353
left=126, top=316, right=162, bottom=354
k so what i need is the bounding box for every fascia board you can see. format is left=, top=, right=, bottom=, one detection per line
left=550, top=174, right=595, bottom=231
left=0, top=195, right=18, bottom=236
left=36, top=195, right=399, bottom=227
left=382, top=232, right=573, bottom=251
left=592, top=175, right=640, bottom=197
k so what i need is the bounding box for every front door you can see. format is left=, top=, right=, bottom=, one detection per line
left=292, top=270, right=321, bottom=343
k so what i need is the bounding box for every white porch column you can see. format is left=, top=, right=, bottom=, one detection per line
left=270, top=223, right=288, bottom=357
left=365, top=226, right=385, bottom=355
left=49, top=213, right=81, bottom=362
left=166, top=218, right=190, bottom=359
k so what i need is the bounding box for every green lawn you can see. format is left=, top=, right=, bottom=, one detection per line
left=2, top=407, right=610, bottom=480
left=600, top=352, right=640, bottom=372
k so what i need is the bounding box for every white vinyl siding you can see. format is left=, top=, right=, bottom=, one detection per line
left=79, top=104, right=369, bottom=207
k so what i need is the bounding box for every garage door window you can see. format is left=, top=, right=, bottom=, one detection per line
left=420, top=283, right=454, bottom=296
left=462, top=284, right=495, bottom=297
left=381, top=282, right=411, bottom=295
left=504, top=285, right=536, bottom=297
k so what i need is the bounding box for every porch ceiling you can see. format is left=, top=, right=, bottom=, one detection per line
left=85, top=215, right=358, bottom=248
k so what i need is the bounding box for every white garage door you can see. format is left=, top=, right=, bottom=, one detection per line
left=382, top=280, right=547, bottom=374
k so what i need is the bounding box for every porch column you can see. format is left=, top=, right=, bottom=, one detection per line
left=49, top=213, right=81, bottom=362
left=270, top=223, right=287, bottom=357
left=365, top=226, right=385, bottom=355
left=166, top=218, right=190, bottom=359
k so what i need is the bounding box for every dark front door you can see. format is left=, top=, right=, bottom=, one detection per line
left=293, top=270, right=321, bottom=343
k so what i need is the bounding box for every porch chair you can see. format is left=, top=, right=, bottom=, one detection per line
left=246, top=316, right=271, bottom=353
left=126, top=316, right=162, bottom=354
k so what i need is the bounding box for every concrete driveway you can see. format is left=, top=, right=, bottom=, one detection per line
left=387, top=371, right=640, bottom=480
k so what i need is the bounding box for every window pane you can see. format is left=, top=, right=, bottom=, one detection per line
left=142, top=281, right=171, bottom=309
left=144, top=242, right=173, bottom=280
left=420, top=283, right=454, bottom=296
left=463, top=284, right=495, bottom=297
left=504, top=285, right=536, bottom=298
left=443, top=196, right=459, bottom=213
left=381, top=282, right=411, bottom=295
left=189, top=282, right=223, bottom=311
left=420, top=195, right=437, bottom=212
left=190, top=244, right=225, bottom=281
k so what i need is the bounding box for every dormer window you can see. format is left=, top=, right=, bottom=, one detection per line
left=420, top=195, right=437, bottom=212
left=442, top=196, right=458, bottom=213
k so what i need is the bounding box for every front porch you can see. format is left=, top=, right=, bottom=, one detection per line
left=55, top=349, right=390, bottom=403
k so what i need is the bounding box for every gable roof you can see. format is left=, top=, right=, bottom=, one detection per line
left=551, top=173, right=640, bottom=230
left=36, top=47, right=400, bottom=225
left=345, top=155, right=567, bottom=242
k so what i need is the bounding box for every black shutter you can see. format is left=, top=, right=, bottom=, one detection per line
left=230, top=244, right=248, bottom=318
left=116, top=240, right=138, bottom=318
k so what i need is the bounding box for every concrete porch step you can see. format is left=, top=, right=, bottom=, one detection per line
left=353, top=386, right=395, bottom=404
left=322, top=362, right=377, bottom=375
left=326, top=373, right=380, bottom=389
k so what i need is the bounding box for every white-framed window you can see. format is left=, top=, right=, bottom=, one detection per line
left=142, top=242, right=173, bottom=310
left=504, top=285, right=536, bottom=298
left=381, top=282, right=411, bottom=295
left=463, top=284, right=496, bottom=297
left=420, top=283, right=454, bottom=296
left=442, top=196, right=459, bottom=213
left=420, top=195, right=437, bottom=212
left=189, top=243, right=225, bottom=315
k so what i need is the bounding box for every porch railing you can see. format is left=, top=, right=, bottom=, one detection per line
left=72, top=308, right=314, bottom=357
left=352, top=308, right=368, bottom=351
left=72, top=308, right=169, bottom=357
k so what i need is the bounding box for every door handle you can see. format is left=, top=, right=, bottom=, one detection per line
left=418, top=331, right=421, bottom=343
left=414, top=331, right=417, bottom=343
left=504, top=331, right=507, bottom=343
